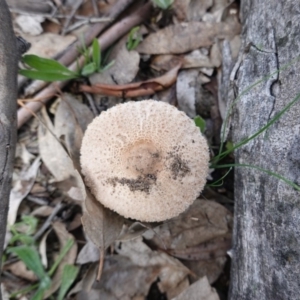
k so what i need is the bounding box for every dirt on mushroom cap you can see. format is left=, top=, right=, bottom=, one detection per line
left=80, top=100, right=209, bottom=222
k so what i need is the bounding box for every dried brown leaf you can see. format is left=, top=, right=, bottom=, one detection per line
left=81, top=191, right=124, bottom=254
left=8, top=157, right=41, bottom=225
left=38, top=107, right=86, bottom=201
left=80, top=63, right=182, bottom=97
left=137, top=22, right=240, bottom=54
left=6, top=261, right=37, bottom=282
left=144, top=200, right=232, bottom=249
left=116, top=237, right=190, bottom=297
left=54, top=94, right=94, bottom=166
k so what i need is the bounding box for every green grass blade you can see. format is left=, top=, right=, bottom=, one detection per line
left=48, top=238, right=74, bottom=277
left=208, top=167, right=232, bottom=187
left=22, top=55, right=75, bottom=75
left=213, top=91, right=300, bottom=162
left=8, top=246, right=49, bottom=281
left=81, top=62, right=96, bottom=76
left=219, top=55, right=300, bottom=157
left=213, top=163, right=300, bottom=191
left=57, top=265, right=79, bottom=300
left=19, top=69, right=78, bottom=81
left=92, top=39, right=101, bottom=71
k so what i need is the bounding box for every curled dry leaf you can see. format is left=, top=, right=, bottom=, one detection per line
left=80, top=63, right=182, bottom=97
left=38, top=107, right=86, bottom=201
left=137, top=22, right=241, bottom=54
left=6, top=261, right=37, bottom=282
left=54, top=94, right=94, bottom=166
left=81, top=191, right=124, bottom=251
left=43, top=222, right=78, bottom=299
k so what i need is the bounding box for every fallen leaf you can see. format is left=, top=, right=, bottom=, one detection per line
left=43, top=222, right=78, bottom=299
left=90, top=255, right=161, bottom=299
left=172, top=276, right=220, bottom=300
left=137, top=22, right=240, bottom=54
left=23, top=33, right=77, bottom=58
left=116, top=237, right=191, bottom=297
left=82, top=191, right=124, bottom=251
left=8, top=157, right=41, bottom=225
left=176, top=69, right=199, bottom=118
left=31, top=206, right=54, bottom=217
left=144, top=199, right=232, bottom=251
left=38, top=107, right=86, bottom=202
left=80, top=63, right=182, bottom=97
left=16, top=15, right=44, bottom=35
left=76, top=239, right=100, bottom=265
left=54, top=94, right=94, bottom=166
left=143, top=199, right=232, bottom=284
left=6, top=261, right=37, bottom=282
left=39, top=229, right=51, bottom=268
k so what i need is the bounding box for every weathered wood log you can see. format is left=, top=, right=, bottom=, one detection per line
left=0, top=0, right=18, bottom=298
left=223, top=1, right=300, bottom=299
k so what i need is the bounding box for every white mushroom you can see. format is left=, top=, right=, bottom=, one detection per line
left=80, top=100, right=209, bottom=222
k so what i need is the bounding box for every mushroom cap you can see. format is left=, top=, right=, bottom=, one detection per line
left=80, top=100, right=209, bottom=222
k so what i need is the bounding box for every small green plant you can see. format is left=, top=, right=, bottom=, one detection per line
left=126, top=26, right=143, bottom=51
left=152, top=0, right=174, bottom=10
left=19, top=39, right=114, bottom=81
left=194, top=115, right=206, bottom=134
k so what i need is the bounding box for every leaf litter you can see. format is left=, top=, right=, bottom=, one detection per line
left=4, top=0, right=241, bottom=298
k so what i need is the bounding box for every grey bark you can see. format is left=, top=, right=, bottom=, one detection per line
left=222, top=1, right=300, bottom=299
left=0, top=0, right=18, bottom=298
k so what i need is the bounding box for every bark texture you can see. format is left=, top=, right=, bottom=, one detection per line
left=226, top=1, right=300, bottom=299
left=0, top=0, right=18, bottom=297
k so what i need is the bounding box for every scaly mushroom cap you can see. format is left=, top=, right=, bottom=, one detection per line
left=80, top=100, right=209, bottom=222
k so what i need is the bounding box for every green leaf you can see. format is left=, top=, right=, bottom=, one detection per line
left=127, top=27, right=142, bottom=51
left=22, top=55, right=76, bottom=75
left=194, top=115, right=206, bottom=133
left=9, top=233, right=35, bottom=246
left=101, top=60, right=115, bottom=72
left=81, top=62, right=97, bottom=76
left=92, top=39, right=101, bottom=72
left=58, top=265, right=79, bottom=300
left=19, top=69, right=78, bottom=81
left=213, top=90, right=300, bottom=163
left=31, top=287, right=46, bottom=300
left=48, top=238, right=74, bottom=277
left=8, top=246, right=49, bottom=282
left=213, top=163, right=300, bottom=191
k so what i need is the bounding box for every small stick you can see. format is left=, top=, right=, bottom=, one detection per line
left=17, top=3, right=152, bottom=128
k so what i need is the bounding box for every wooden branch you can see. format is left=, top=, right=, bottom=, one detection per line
left=223, top=1, right=300, bottom=299
left=0, top=0, right=18, bottom=298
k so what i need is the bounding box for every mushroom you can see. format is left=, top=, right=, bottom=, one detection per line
left=80, top=100, right=209, bottom=222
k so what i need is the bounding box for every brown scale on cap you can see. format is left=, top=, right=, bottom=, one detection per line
left=80, top=100, right=209, bottom=222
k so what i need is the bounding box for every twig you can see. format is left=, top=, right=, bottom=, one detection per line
left=17, top=2, right=152, bottom=128
left=61, top=0, right=83, bottom=35
left=33, top=202, right=65, bottom=240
